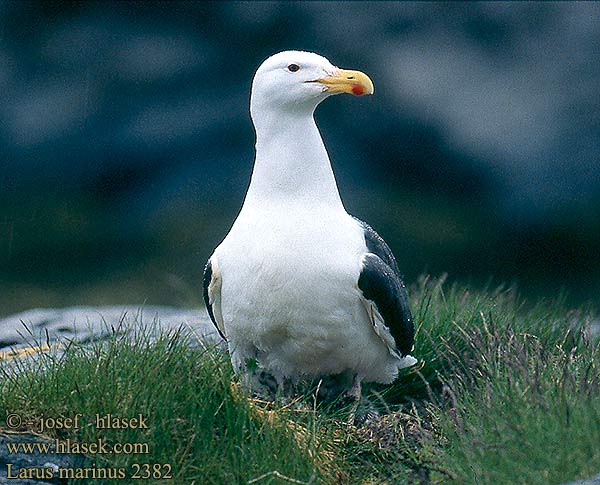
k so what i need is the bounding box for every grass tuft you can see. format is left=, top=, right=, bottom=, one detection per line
left=1, top=276, right=598, bottom=484
left=1, top=318, right=331, bottom=484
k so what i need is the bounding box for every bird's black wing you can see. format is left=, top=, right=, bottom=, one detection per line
left=353, top=217, right=401, bottom=275
left=203, top=257, right=226, bottom=341
left=354, top=217, right=414, bottom=356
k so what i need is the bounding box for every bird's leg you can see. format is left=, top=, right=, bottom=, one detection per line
left=346, top=374, right=362, bottom=425
left=347, top=374, right=362, bottom=401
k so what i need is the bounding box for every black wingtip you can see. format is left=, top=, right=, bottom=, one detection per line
left=203, top=259, right=227, bottom=341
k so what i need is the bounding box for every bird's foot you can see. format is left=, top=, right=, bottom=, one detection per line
left=353, top=399, right=381, bottom=426
left=338, top=394, right=380, bottom=426
left=336, top=376, right=380, bottom=426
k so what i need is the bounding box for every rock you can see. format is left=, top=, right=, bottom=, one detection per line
left=563, top=473, right=600, bottom=485
left=0, top=476, right=51, bottom=485
left=0, top=432, right=83, bottom=484
left=0, top=305, right=222, bottom=367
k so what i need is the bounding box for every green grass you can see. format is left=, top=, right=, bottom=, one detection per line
left=0, top=323, right=335, bottom=484
left=1, top=276, right=599, bottom=484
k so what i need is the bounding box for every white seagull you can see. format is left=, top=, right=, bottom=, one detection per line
left=203, top=51, right=416, bottom=403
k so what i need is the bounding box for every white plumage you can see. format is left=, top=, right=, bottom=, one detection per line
left=204, top=51, right=416, bottom=399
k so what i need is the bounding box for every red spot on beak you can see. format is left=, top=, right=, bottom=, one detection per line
left=351, top=84, right=366, bottom=96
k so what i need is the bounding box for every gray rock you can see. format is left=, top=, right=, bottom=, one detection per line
left=563, top=473, right=600, bottom=485
left=0, top=477, right=50, bottom=485
left=0, top=433, right=82, bottom=484
left=0, top=306, right=223, bottom=369
left=0, top=305, right=220, bottom=347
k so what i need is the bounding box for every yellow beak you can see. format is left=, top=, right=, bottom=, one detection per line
left=314, top=68, right=374, bottom=96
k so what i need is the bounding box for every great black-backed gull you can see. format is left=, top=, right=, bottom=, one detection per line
left=203, top=51, right=416, bottom=403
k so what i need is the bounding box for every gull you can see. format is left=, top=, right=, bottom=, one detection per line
left=203, top=51, right=416, bottom=405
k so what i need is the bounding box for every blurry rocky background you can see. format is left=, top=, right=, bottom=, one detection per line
left=1, top=1, right=599, bottom=316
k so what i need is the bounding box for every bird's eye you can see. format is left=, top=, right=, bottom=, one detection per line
left=287, top=64, right=300, bottom=72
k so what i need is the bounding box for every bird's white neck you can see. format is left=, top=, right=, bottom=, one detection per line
left=243, top=108, right=345, bottom=212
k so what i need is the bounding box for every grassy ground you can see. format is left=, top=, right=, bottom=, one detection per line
left=1, top=276, right=598, bottom=484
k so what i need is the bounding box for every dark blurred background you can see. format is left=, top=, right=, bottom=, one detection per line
left=1, top=1, right=599, bottom=317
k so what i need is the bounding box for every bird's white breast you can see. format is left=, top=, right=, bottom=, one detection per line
left=213, top=202, right=399, bottom=382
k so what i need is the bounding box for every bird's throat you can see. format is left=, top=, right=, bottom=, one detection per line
left=244, top=113, right=345, bottom=211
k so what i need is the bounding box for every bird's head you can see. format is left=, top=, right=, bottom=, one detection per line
left=250, top=50, right=374, bottom=116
